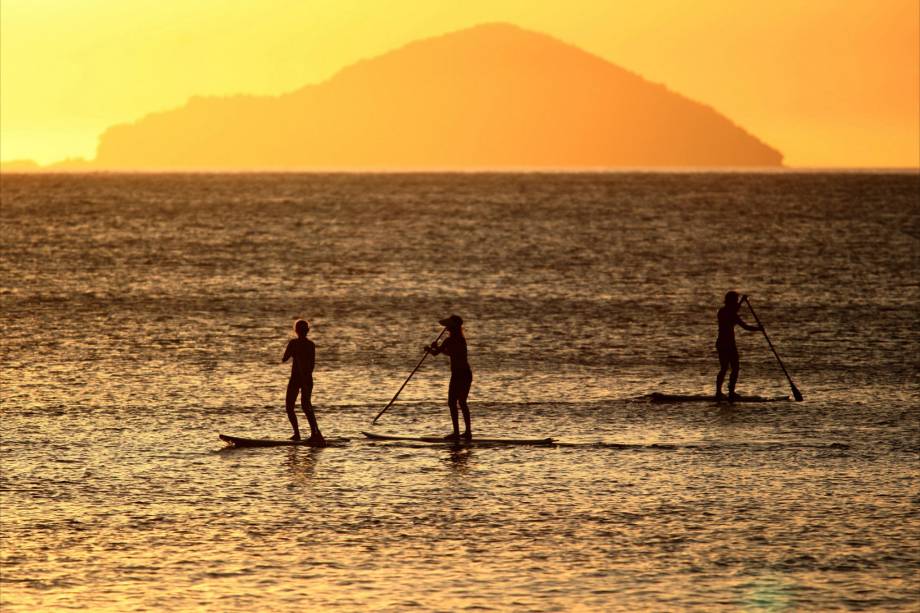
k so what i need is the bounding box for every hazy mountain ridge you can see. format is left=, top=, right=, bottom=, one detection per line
left=5, top=23, right=783, bottom=171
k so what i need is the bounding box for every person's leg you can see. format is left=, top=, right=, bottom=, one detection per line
left=300, top=377, right=323, bottom=442
left=716, top=352, right=729, bottom=399
left=446, top=376, right=460, bottom=438
left=458, top=371, right=472, bottom=438
left=728, top=352, right=740, bottom=400
left=285, top=378, right=301, bottom=440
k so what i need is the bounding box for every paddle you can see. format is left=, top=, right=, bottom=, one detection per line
left=743, top=296, right=803, bottom=401
left=372, top=327, right=448, bottom=424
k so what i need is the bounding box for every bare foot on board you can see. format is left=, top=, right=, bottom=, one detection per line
left=307, top=434, right=327, bottom=447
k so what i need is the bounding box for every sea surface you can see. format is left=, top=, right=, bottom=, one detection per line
left=1, top=172, right=918, bottom=611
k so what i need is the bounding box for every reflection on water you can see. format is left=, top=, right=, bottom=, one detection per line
left=285, top=447, right=321, bottom=483
left=1, top=173, right=918, bottom=611
left=742, top=575, right=797, bottom=612
left=443, top=446, right=474, bottom=476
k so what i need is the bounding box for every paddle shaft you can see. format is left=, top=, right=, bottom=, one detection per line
left=372, top=327, right=448, bottom=424
left=743, top=297, right=803, bottom=401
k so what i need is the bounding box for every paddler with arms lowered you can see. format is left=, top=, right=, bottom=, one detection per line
left=282, top=319, right=325, bottom=445
left=715, top=291, right=762, bottom=401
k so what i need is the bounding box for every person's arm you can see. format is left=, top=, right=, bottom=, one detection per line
left=736, top=315, right=761, bottom=332
left=282, top=339, right=293, bottom=362
left=428, top=336, right=453, bottom=356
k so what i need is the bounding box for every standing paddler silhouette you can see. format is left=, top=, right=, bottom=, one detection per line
left=282, top=319, right=325, bottom=445
left=715, top=292, right=762, bottom=401
left=427, top=315, right=473, bottom=440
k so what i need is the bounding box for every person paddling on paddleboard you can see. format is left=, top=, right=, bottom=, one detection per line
left=426, top=314, right=473, bottom=440
left=282, top=319, right=325, bottom=445
left=716, top=291, right=762, bottom=402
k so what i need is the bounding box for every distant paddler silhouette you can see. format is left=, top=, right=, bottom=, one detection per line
left=715, top=292, right=762, bottom=401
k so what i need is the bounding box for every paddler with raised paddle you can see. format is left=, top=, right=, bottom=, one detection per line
left=426, top=314, right=474, bottom=440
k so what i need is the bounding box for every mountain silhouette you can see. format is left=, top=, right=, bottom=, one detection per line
left=38, top=23, right=785, bottom=171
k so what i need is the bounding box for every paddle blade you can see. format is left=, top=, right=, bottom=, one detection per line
left=371, top=405, right=389, bottom=425
left=791, top=385, right=804, bottom=402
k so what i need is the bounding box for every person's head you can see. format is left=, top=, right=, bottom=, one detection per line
left=724, top=291, right=740, bottom=309
left=438, top=314, right=463, bottom=333
left=294, top=319, right=309, bottom=339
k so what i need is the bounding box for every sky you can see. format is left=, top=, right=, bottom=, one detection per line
left=1, top=0, right=918, bottom=168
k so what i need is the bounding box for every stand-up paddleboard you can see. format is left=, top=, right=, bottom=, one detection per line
left=362, top=431, right=554, bottom=446
left=647, top=392, right=790, bottom=403
left=219, top=434, right=349, bottom=448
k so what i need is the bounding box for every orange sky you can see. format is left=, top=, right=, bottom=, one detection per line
left=1, top=0, right=917, bottom=168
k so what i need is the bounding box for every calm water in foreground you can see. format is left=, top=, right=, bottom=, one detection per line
left=1, top=173, right=918, bottom=611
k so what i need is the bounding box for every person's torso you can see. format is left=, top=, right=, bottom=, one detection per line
left=289, top=338, right=315, bottom=375
left=716, top=307, right=737, bottom=346
left=442, top=335, right=470, bottom=373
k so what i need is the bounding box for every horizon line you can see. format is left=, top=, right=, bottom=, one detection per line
left=2, top=166, right=919, bottom=175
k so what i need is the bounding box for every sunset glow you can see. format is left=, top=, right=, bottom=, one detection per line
left=3, top=4, right=918, bottom=607
left=1, top=0, right=918, bottom=168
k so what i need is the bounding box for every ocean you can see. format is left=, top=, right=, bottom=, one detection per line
left=1, top=172, right=918, bottom=611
